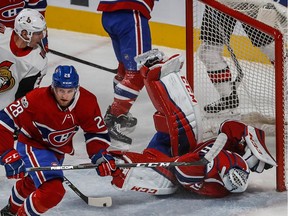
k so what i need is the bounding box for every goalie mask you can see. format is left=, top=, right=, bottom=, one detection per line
left=14, top=8, right=47, bottom=43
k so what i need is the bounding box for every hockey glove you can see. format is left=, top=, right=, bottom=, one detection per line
left=40, top=30, right=49, bottom=53
left=242, top=126, right=276, bottom=173
left=91, top=150, right=117, bottom=176
left=242, top=147, right=273, bottom=173
left=0, top=149, right=26, bottom=179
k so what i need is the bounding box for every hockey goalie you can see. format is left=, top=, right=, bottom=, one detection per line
left=109, top=49, right=277, bottom=197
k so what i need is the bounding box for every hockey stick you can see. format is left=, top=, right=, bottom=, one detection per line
left=27, top=160, right=208, bottom=171
left=63, top=176, right=112, bottom=207
left=27, top=133, right=227, bottom=171
left=219, top=27, right=244, bottom=87
left=225, top=42, right=244, bottom=87
left=48, top=49, right=117, bottom=74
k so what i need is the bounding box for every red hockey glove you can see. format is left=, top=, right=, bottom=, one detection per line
left=0, top=149, right=26, bottom=179
left=91, top=150, right=117, bottom=176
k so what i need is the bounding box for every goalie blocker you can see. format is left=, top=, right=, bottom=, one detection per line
left=109, top=50, right=276, bottom=197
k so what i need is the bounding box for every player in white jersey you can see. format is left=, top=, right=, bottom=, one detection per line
left=0, top=8, right=47, bottom=110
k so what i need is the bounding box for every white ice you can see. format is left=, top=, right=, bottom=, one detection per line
left=0, top=29, right=287, bottom=216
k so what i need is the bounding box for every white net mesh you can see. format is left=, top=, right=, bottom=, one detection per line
left=191, top=0, right=287, bottom=191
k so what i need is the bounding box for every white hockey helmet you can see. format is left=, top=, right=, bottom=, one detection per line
left=14, top=8, right=46, bottom=43
left=221, top=167, right=250, bottom=193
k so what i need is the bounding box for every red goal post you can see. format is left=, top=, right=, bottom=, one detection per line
left=185, top=0, right=287, bottom=191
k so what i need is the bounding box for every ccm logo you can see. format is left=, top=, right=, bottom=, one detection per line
left=180, top=76, right=198, bottom=103
left=249, top=133, right=263, bottom=155
left=131, top=186, right=158, bottom=194
left=4, top=153, right=19, bottom=163
left=136, top=162, right=170, bottom=167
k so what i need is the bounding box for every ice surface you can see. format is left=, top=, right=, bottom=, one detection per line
left=0, top=29, right=287, bottom=216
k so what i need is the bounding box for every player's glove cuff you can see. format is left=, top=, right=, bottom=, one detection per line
left=91, top=150, right=117, bottom=176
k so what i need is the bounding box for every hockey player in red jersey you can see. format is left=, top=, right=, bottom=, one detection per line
left=0, top=8, right=47, bottom=110
left=97, top=0, right=156, bottom=145
left=0, top=0, right=47, bottom=28
left=109, top=50, right=276, bottom=197
left=0, top=65, right=118, bottom=216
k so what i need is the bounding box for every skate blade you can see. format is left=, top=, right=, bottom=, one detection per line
left=120, top=126, right=136, bottom=135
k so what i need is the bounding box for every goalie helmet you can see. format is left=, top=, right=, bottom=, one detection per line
left=14, top=8, right=46, bottom=42
left=52, top=65, right=79, bottom=89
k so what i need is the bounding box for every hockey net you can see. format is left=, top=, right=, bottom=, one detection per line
left=186, top=0, right=287, bottom=191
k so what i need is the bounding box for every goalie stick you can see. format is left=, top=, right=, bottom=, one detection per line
left=27, top=133, right=227, bottom=171
left=48, top=49, right=117, bottom=74
left=63, top=176, right=112, bottom=207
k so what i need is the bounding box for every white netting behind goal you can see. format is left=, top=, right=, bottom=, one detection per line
left=189, top=0, right=287, bottom=191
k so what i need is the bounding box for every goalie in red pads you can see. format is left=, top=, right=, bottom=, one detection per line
left=110, top=49, right=276, bottom=197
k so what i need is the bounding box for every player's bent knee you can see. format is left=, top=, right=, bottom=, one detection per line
left=34, top=178, right=65, bottom=212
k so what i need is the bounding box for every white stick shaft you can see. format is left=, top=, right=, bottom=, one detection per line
left=204, top=133, right=227, bottom=162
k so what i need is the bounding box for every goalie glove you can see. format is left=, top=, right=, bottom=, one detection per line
left=91, top=150, right=117, bottom=176
left=242, top=126, right=276, bottom=173
left=242, top=146, right=274, bottom=173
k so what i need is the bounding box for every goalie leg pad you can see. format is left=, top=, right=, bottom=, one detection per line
left=141, top=54, right=203, bottom=155
left=110, top=149, right=178, bottom=195
left=112, top=167, right=178, bottom=195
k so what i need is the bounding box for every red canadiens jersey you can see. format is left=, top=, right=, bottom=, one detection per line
left=97, top=0, right=155, bottom=20
left=0, top=28, right=47, bottom=110
left=0, top=86, right=111, bottom=157
left=0, top=0, right=47, bottom=28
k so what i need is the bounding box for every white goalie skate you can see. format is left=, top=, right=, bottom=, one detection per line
left=204, top=88, right=239, bottom=114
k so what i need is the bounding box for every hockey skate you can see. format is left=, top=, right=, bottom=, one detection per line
left=104, top=106, right=137, bottom=133
left=0, top=204, right=15, bottom=216
left=104, top=107, right=136, bottom=145
left=204, top=90, right=239, bottom=113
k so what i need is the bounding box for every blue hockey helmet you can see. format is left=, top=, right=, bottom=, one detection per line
left=52, top=65, right=79, bottom=88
